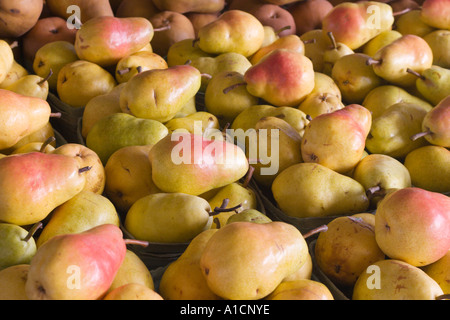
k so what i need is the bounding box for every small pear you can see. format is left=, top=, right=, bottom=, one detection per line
left=423, top=29, right=450, bottom=69
left=407, top=65, right=450, bottom=106
left=322, top=31, right=354, bottom=76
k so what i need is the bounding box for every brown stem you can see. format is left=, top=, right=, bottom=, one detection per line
left=410, top=130, right=431, bottom=141
left=184, top=59, right=192, bottom=65
left=242, top=165, right=255, bottom=189
left=303, top=38, right=316, bottom=45
left=303, top=224, right=328, bottom=239
left=406, top=68, right=426, bottom=80
left=124, top=239, right=149, bottom=247
left=436, top=294, right=450, bottom=300
left=201, top=73, right=212, bottom=79
left=327, top=31, right=337, bottom=50
left=192, top=38, right=199, bottom=47
left=306, top=114, right=312, bottom=121
left=366, top=185, right=382, bottom=198
left=78, top=166, right=92, bottom=174
left=393, top=7, right=412, bottom=17
left=223, top=82, right=247, bottom=94
left=153, top=25, right=171, bottom=32
left=117, top=68, right=130, bottom=75
left=211, top=203, right=242, bottom=215
left=9, top=41, right=18, bottom=49
left=275, top=25, right=291, bottom=36
left=39, top=136, right=56, bottom=153
left=136, top=66, right=143, bottom=74
left=50, top=112, right=62, bottom=118
left=38, top=69, right=53, bottom=86
left=213, top=217, right=221, bottom=229
left=23, top=222, right=43, bottom=242
left=220, top=198, right=230, bottom=210
left=366, top=57, right=381, bottom=66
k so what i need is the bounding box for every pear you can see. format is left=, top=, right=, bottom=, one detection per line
left=115, top=51, right=168, bottom=83
left=0, top=152, right=88, bottom=226
left=298, top=92, right=345, bottom=119
left=407, top=65, right=450, bottom=106
left=420, top=0, right=450, bottom=30
left=0, top=223, right=42, bottom=270
left=0, top=39, right=14, bottom=84
left=0, top=89, right=53, bottom=150
left=46, top=0, right=114, bottom=23
left=166, top=38, right=213, bottom=67
left=322, top=31, right=354, bottom=76
left=165, top=111, right=220, bottom=135
left=159, top=229, right=221, bottom=300
left=152, top=0, right=225, bottom=14
left=148, top=133, right=249, bottom=196
left=404, top=146, right=450, bottom=193
left=0, top=60, right=29, bottom=89
left=199, top=221, right=308, bottom=300
left=85, top=112, right=168, bottom=165
left=366, top=34, right=434, bottom=87
left=226, top=209, right=272, bottom=225
left=1, top=122, right=56, bottom=155
left=283, top=253, right=313, bottom=282
left=57, top=60, right=117, bottom=108
left=103, top=283, right=163, bottom=300
left=124, top=193, right=214, bottom=243
left=309, top=71, right=342, bottom=100
left=422, top=250, right=450, bottom=294
left=365, top=102, right=432, bottom=159
left=32, top=41, right=78, bottom=91
left=11, top=136, right=56, bottom=155
left=104, top=145, right=161, bottom=214
left=197, top=10, right=265, bottom=58
left=265, top=279, right=334, bottom=300
left=36, top=190, right=120, bottom=248
left=353, top=259, right=444, bottom=300
left=250, top=34, right=306, bottom=65
left=301, top=104, right=372, bottom=174
left=375, top=188, right=450, bottom=267
left=0, top=264, right=30, bottom=300
left=314, top=215, right=385, bottom=287
left=5, top=72, right=51, bottom=101
left=352, top=154, right=412, bottom=206
left=119, top=65, right=201, bottom=122
left=25, top=224, right=129, bottom=300
left=395, top=9, right=436, bottom=37
left=423, top=30, right=450, bottom=69
left=362, top=30, right=402, bottom=57
left=410, top=95, right=450, bottom=148
left=272, top=163, right=369, bottom=218
left=75, top=16, right=155, bottom=67
left=108, top=250, right=154, bottom=294
left=300, top=29, right=329, bottom=73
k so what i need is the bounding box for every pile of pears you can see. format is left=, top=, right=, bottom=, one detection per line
left=1, top=0, right=449, bottom=301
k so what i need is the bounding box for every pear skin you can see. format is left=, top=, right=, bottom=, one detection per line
left=0, top=264, right=30, bottom=300
left=265, top=279, right=334, bottom=300
left=422, top=250, right=450, bottom=294
left=103, top=283, right=163, bottom=300
left=0, top=39, right=14, bottom=84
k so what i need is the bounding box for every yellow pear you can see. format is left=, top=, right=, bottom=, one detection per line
left=0, top=60, right=28, bottom=89
left=165, top=111, right=220, bottom=135
left=362, top=30, right=402, bottom=57
left=1, top=122, right=55, bottom=155
left=0, top=39, right=14, bottom=84
left=0, top=264, right=29, bottom=300
left=250, top=34, right=305, bottom=65
left=265, top=279, right=334, bottom=300
left=422, top=250, right=450, bottom=294
left=115, top=51, right=168, bottom=83
left=103, top=283, right=163, bottom=300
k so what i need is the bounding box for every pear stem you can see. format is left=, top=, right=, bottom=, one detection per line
left=78, top=166, right=92, bottom=174
left=303, top=224, right=328, bottom=239
left=117, top=68, right=130, bottom=75
left=38, top=69, right=53, bottom=86
left=50, top=112, right=62, bottom=118
left=153, top=25, right=171, bottom=32
left=393, top=7, right=413, bottom=17
left=327, top=31, right=337, bottom=50
left=223, top=82, right=247, bottom=94
left=23, top=222, right=43, bottom=242
left=303, top=38, right=316, bottom=45
left=242, top=165, right=255, bottom=189
left=39, top=136, right=56, bottom=153
left=366, top=185, right=382, bottom=198
left=410, top=130, right=431, bottom=141
left=366, top=57, right=381, bottom=66
left=201, top=73, right=212, bottom=79
left=210, top=203, right=243, bottom=216
left=406, top=68, right=426, bottom=80
left=275, top=25, right=291, bottom=36
left=306, top=114, right=312, bottom=121
left=124, top=239, right=149, bottom=247
left=9, top=41, right=18, bottom=49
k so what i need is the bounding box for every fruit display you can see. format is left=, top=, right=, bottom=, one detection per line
left=0, top=0, right=449, bottom=303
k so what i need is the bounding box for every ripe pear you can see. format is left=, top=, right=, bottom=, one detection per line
left=148, top=133, right=249, bottom=196
left=166, top=38, right=213, bottom=67
left=57, top=60, right=117, bottom=108
left=115, top=51, right=168, bottom=83
left=11, top=139, right=55, bottom=155
left=375, top=188, right=450, bottom=267
left=422, top=250, right=450, bottom=294
left=353, top=259, right=444, bottom=300
left=395, top=9, right=436, bottom=37
left=0, top=60, right=28, bottom=89
left=159, top=229, right=222, bottom=300
left=25, top=224, right=128, bottom=300
left=197, top=10, right=265, bottom=58
left=310, top=71, right=342, bottom=100
left=199, top=221, right=308, bottom=300
left=314, top=215, right=386, bottom=287
left=124, top=193, right=214, bottom=243
left=0, top=39, right=14, bottom=84
left=283, top=253, right=313, bottom=282
left=301, top=104, right=372, bottom=174
left=407, top=65, right=450, bottom=106
left=423, top=30, right=450, bottom=69
left=322, top=31, right=354, bottom=76
left=250, top=34, right=306, bottom=65
left=0, top=223, right=41, bottom=271
left=103, top=283, right=163, bottom=300
left=272, top=163, right=369, bottom=218
left=6, top=73, right=50, bottom=100
left=0, top=152, right=88, bottom=226
left=365, top=102, right=432, bottom=159
left=108, top=250, right=154, bottom=294
left=119, top=65, right=201, bottom=122
left=420, top=0, right=450, bottom=30
left=300, top=29, right=329, bottom=73
left=36, top=190, right=120, bottom=248
left=362, top=30, right=402, bottom=57
left=298, top=92, right=345, bottom=119
left=32, top=41, right=78, bottom=91
left=404, top=146, right=450, bottom=193
left=352, top=154, right=412, bottom=206
left=0, top=89, right=53, bottom=150
left=1, top=122, right=55, bottom=155
left=0, top=264, right=30, bottom=300
left=265, top=279, right=334, bottom=300
left=85, top=113, right=169, bottom=165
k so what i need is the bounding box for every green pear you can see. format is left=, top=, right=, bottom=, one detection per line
left=6, top=72, right=51, bottom=100
left=362, top=85, right=433, bottom=119
left=36, top=190, right=121, bottom=248
left=204, top=71, right=259, bottom=125
left=423, top=29, right=450, bottom=69
left=404, top=145, right=450, bottom=193
left=362, top=30, right=402, bottom=57
left=190, top=52, right=252, bottom=91
left=272, top=163, right=369, bottom=218
left=57, top=60, right=117, bottom=108
left=352, top=154, right=412, bottom=206
left=353, top=259, right=444, bottom=300
left=197, top=10, right=265, bottom=58
left=166, top=38, right=213, bottom=67
left=0, top=264, right=30, bottom=300
left=119, top=65, right=201, bottom=122
left=85, top=112, right=169, bottom=165
left=124, top=193, right=214, bottom=243
left=331, top=53, right=383, bottom=104
left=365, top=102, right=433, bottom=159
left=226, top=209, right=272, bottom=225
left=115, top=51, right=168, bottom=83
left=407, top=65, right=450, bottom=105
left=0, top=223, right=41, bottom=270
left=32, top=41, right=78, bottom=91
left=199, top=221, right=308, bottom=300
left=395, top=10, right=436, bottom=37
left=322, top=31, right=354, bottom=76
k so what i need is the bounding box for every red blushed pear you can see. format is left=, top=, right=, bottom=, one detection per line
left=148, top=133, right=249, bottom=196
left=25, top=224, right=148, bottom=300
left=75, top=16, right=158, bottom=68
left=242, top=49, right=315, bottom=107
left=420, top=0, right=450, bottom=30
left=375, top=188, right=450, bottom=267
